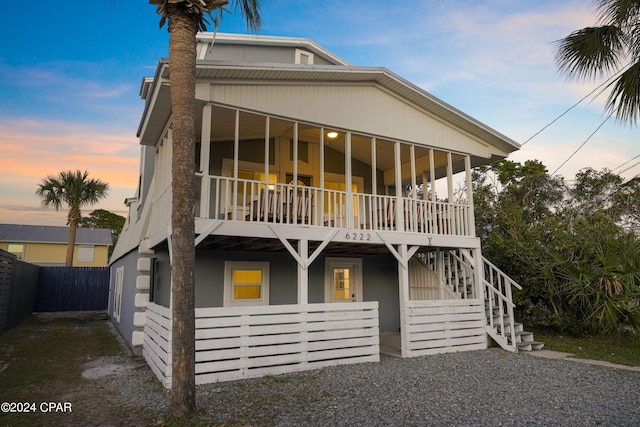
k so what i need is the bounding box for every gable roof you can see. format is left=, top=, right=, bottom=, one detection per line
left=0, top=224, right=113, bottom=246
left=137, top=33, right=519, bottom=156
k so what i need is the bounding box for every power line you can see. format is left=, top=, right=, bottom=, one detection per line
left=618, top=159, right=640, bottom=175
left=521, top=63, right=630, bottom=147
left=551, top=114, right=613, bottom=176
left=611, top=153, right=640, bottom=172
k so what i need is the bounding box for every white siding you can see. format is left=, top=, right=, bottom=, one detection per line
left=206, top=84, right=506, bottom=159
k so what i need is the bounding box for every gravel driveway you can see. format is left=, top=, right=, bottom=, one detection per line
left=98, top=344, right=640, bottom=426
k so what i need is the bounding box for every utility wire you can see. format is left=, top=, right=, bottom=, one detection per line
left=551, top=113, right=613, bottom=176
left=521, top=64, right=629, bottom=147
left=611, top=153, right=640, bottom=172
left=618, top=158, right=640, bottom=175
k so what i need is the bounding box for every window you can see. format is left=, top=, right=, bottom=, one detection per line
left=113, top=266, right=124, bottom=322
left=77, top=245, right=95, bottom=262
left=224, top=261, right=269, bottom=306
left=7, top=243, right=25, bottom=260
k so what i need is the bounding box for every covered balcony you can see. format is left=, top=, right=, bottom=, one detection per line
left=147, top=104, right=480, bottom=245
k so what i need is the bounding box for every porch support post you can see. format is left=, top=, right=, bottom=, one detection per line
left=465, top=155, right=476, bottom=236
left=473, top=247, right=484, bottom=301
left=319, top=128, right=325, bottom=225
left=446, top=152, right=454, bottom=234
left=371, top=138, right=377, bottom=195
left=397, top=243, right=410, bottom=357
left=199, top=104, right=212, bottom=218
left=297, top=239, right=308, bottom=304
left=232, top=109, right=240, bottom=220
left=345, top=132, right=354, bottom=228
left=264, top=116, right=270, bottom=187
left=394, top=141, right=403, bottom=231
left=429, top=149, right=436, bottom=203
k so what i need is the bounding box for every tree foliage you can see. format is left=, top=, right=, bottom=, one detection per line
left=36, top=170, right=109, bottom=266
left=474, top=160, right=640, bottom=337
left=80, top=209, right=126, bottom=256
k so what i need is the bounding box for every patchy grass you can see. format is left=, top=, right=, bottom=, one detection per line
left=0, top=313, right=151, bottom=427
left=534, top=330, right=640, bottom=367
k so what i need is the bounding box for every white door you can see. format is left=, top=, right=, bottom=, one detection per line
left=325, top=257, right=362, bottom=303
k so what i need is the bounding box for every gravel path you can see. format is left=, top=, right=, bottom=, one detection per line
left=98, top=347, right=640, bottom=426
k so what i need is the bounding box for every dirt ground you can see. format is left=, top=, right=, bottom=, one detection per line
left=0, top=312, right=166, bottom=427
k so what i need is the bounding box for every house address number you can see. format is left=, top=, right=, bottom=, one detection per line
left=345, top=232, right=371, bottom=241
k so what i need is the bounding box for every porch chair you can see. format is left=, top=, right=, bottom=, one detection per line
left=250, top=188, right=283, bottom=222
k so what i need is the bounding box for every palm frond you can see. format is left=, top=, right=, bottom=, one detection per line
left=605, top=60, right=640, bottom=124
left=555, top=25, right=626, bottom=80
left=595, top=0, right=640, bottom=26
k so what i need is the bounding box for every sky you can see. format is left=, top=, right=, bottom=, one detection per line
left=0, top=0, right=637, bottom=226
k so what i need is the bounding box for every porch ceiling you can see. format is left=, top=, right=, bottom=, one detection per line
left=196, top=234, right=437, bottom=256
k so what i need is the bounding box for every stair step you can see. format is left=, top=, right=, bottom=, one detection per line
left=516, top=340, right=545, bottom=351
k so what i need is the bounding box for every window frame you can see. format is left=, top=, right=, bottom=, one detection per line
left=7, top=243, right=25, bottom=260
left=113, top=266, right=124, bottom=322
left=77, top=245, right=95, bottom=263
left=223, top=261, right=270, bottom=307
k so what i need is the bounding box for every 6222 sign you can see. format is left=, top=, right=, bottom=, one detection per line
left=345, top=232, right=371, bottom=241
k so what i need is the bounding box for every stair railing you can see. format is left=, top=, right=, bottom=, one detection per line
left=443, top=250, right=476, bottom=298
left=483, top=257, right=521, bottom=352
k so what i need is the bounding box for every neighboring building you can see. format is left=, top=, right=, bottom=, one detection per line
left=110, top=33, right=542, bottom=389
left=0, top=224, right=113, bottom=267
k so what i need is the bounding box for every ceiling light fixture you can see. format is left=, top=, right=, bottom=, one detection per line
left=327, top=131, right=338, bottom=139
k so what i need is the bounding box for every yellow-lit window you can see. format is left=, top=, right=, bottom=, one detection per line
left=224, top=261, right=269, bottom=306
left=233, top=269, right=262, bottom=299
left=333, top=268, right=351, bottom=300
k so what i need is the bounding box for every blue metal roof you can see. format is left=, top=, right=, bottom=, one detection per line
left=0, top=224, right=113, bottom=245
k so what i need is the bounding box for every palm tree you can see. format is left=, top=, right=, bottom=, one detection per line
left=35, top=170, right=109, bottom=266
left=149, top=0, right=262, bottom=417
left=555, top=0, right=640, bottom=124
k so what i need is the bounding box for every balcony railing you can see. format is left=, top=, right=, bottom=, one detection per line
left=186, top=176, right=473, bottom=237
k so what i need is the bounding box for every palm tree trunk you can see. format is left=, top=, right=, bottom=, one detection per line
left=167, top=3, right=198, bottom=418
left=65, top=220, right=77, bottom=267
left=65, top=207, right=81, bottom=267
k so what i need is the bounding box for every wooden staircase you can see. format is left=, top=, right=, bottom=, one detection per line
left=440, top=250, right=544, bottom=352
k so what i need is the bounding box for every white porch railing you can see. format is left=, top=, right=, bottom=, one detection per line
left=191, top=175, right=473, bottom=236
left=143, top=301, right=379, bottom=388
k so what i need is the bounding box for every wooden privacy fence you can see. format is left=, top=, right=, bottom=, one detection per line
left=36, top=267, right=109, bottom=312
left=0, top=250, right=39, bottom=333
left=144, top=301, right=380, bottom=388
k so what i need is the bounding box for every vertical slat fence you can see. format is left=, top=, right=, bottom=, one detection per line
left=35, top=267, right=109, bottom=312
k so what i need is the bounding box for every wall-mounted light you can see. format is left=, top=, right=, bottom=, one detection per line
left=327, top=131, right=338, bottom=139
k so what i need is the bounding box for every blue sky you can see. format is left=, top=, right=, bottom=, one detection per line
left=0, top=0, right=637, bottom=226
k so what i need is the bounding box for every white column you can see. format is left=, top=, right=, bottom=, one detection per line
left=345, top=132, right=354, bottom=228
left=394, top=141, right=403, bottom=231
left=264, top=116, right=270, bottom=187
left=297, top=239, right=309, bottom=304
left=473, top=248, right=483, bottom=300
left=199, top=104, right=212, bottom=218
left=397, top=244, right=410, bottom=357
left=465, top=155, right=476, bottom=236
left=447, top=152, right=454, bottom=234
left=319, top=129, right=325, bottom=226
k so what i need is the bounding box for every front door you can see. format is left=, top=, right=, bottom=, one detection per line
left=325, top=257, right=362, bottom=303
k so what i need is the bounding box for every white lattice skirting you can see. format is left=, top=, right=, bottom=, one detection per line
left=143, top=302, right=380, bottom=388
